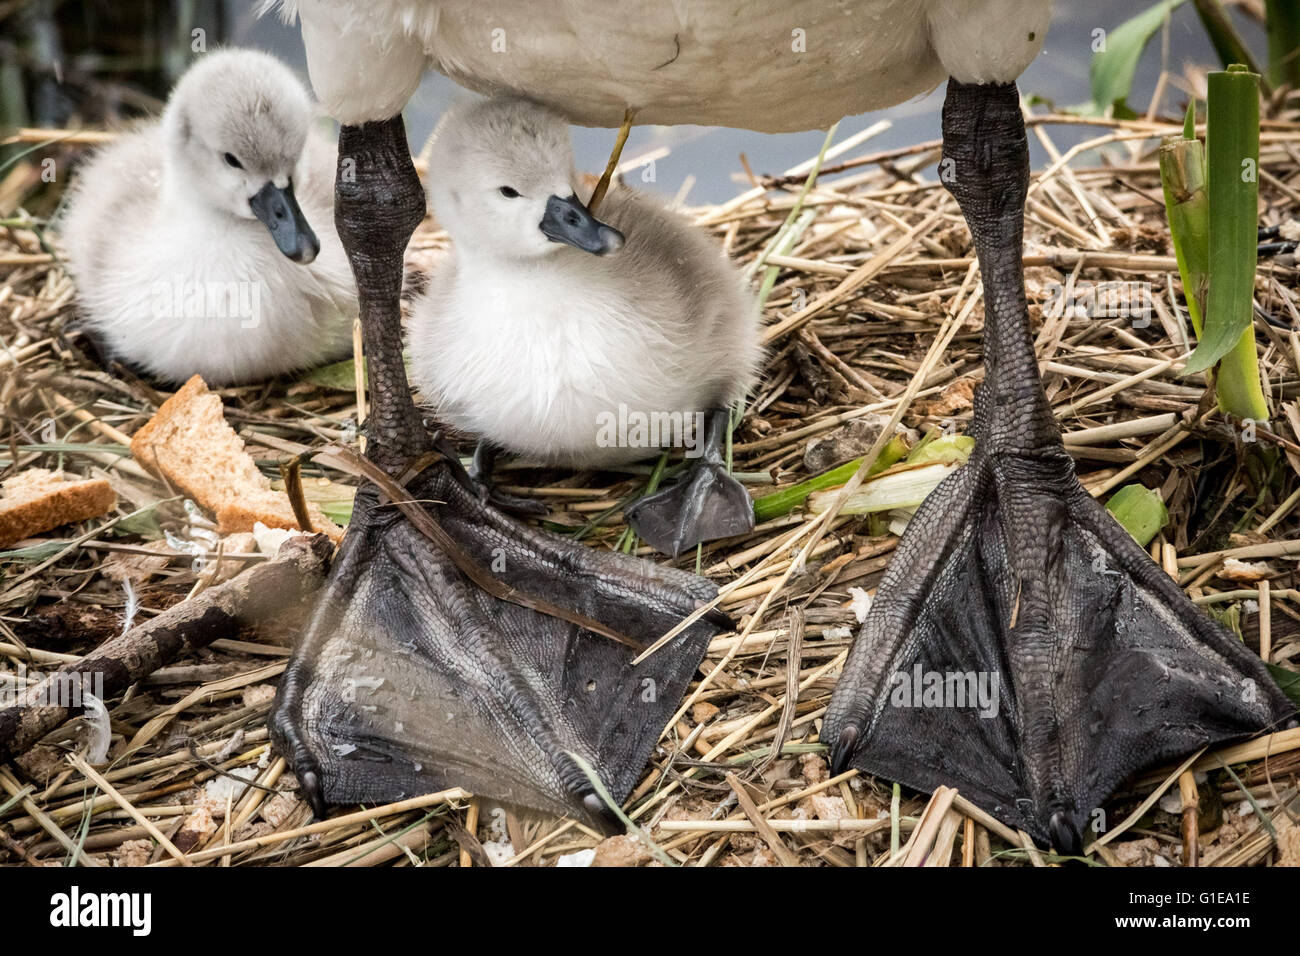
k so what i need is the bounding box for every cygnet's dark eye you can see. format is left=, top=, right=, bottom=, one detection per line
left=224, top=152, right=243, bottom=169
left=498, top=186, right=520, bottom=198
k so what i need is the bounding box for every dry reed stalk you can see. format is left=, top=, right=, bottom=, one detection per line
left=4, top=88, right=1300, bottom=867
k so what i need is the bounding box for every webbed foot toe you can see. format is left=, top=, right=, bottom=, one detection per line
left=625, top=462, right=754, bottom=557
left=475, top=481, right=549, bottom=518
left=468, top=440, right=548, bottom=518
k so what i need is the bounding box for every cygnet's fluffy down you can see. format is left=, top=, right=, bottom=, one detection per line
left=407, top=96, right=762, bottom=468
left=59, top=49, right=356, bottom=386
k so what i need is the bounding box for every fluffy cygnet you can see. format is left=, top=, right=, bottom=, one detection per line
left=59, top=49, right=356, bottom=386
left=406, top=96, right=763, bottom=553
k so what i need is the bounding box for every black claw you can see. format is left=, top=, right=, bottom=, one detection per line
left=299, top=768, right=326, bottom=819
left=486, top=488, right=549, bottom=518
left=830, top=724, right=860, bottom=774
left=581, top=791, right=624, bottom=835
left=468, top=439, right=549, bottom=517
left=1049, top=810, right=1082, bottom=857
left=468, top=476, right=549, bottom=517
left=697, top=600, right=734, bottom=631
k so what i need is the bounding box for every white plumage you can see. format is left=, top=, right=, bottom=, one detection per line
left=276, top=0, right=1051, bottom=130
left=58, top=49, right=356, bottom=386
left=407, top=97, right=762, bottom=467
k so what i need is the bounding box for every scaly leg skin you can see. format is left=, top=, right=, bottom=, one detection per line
left=468, top=439, right=549, bottom=518
left=625, top=408, right=755, bottom=558
left=271, top=117, right=725, bottom=829
left=821, top=80, right=1297, bottom=854
left=273, top=467, right=723, bottom=827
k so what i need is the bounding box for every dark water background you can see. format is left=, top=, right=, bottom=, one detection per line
left=3, top=1, right=1267, bottom=203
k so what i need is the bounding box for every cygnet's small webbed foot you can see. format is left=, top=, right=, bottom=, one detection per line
left=468, top=440, right=548, bottom=518
left=821, top=79, right=1296, bottom=854
left=625, top=409, right=755, bottom=558
left=626, top=464, right=754, bottom=559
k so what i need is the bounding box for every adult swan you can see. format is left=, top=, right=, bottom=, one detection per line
left=267, top=1, right=1296, bottom=854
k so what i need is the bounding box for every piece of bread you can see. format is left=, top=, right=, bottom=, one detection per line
left=0, top=468, right=117, bottom=548
left=130, top=375, right=344, bottom=543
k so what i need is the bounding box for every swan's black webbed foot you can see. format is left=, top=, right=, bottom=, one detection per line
left=626, top=408, right=755, bottom=557
left=826, top=443, right=1294, bottom=851
left=822, top=79, right=1296, bottom=853
left=468, top=440, right=549, bottom=518
left=272, top=467, right=723, bottom=829
left=271, top=115, right=726, bottom=831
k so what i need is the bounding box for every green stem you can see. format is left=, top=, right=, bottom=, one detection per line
left=1159, top=121, right=1209, bottom=338
left=1265, top=0, right=1300, bottom=89
left=752, top=434, right=908, bottom=523
left=1178, top=67, right=1269, bottom=423
left=1215, top=324, right=1269, bottom=421
left=1191, top=0, right=1271, bottom=89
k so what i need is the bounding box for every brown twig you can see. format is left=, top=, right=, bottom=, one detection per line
left=0, top=535, right=332, bottom=764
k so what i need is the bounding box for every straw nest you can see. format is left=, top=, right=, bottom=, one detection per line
left=2, top=101, right=1300, bottom=868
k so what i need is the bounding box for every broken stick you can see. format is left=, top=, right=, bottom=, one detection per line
left=0, top=534, right=332, bottom=764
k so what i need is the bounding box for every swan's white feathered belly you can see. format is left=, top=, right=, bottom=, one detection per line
left=293, top=0, right=1051, bottom=131
left=426, top=0, right=940, bottom=131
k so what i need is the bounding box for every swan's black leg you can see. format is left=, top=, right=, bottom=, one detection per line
left=822, top=80, right=1296, bottom=853
left=625, top=408, right=755, bottom=557
left=273, top=115, right=428, bottom=816
left=332, top=115, right=432, bottom=472
left=271, top=116, right=725, bottom=828
left=467, top=440, right=548, bottom=518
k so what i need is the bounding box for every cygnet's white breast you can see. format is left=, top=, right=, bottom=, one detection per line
left=58, top=51, right=357, bottom=386
left=281, top=0, right=1051, bottom=130
left=409, top=186, right=761, bottom=467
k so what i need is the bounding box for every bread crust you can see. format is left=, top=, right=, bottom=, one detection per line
left=0, top=469, right=117, bottom=548
left=131, top=375, right=344, bottom=542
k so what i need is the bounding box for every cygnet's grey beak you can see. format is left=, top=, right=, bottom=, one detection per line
left=539, top=193, right=624, bottom=256
left=250, top=180, right=320, bottom=264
